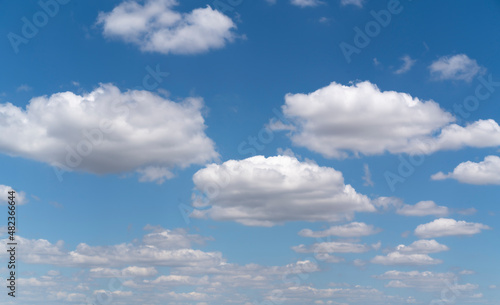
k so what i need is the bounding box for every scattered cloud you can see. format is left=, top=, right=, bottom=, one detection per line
left=362, top=164, right=374, bottom=186
left=371, top=252, right=442, bottom=265
left=414, top=218, right=491, bottom=238
left=340, top=0, right=364, bottom=8
left=273, top=81, right=500, bottom=158
left=397, top=200, right=449, bottom=217
left=291, top=0, right=324, bottom=8
left=376, top=270, right=478, bottom=292
left=429, top=54, right=484, bottom=82
left=293, top=241, right=376, bottom=254
left=0, top=84, right=218, bottom=183
left=432, top=155, right=500, bottom=185
left=16, top=84, right=32, bottom=92
left=394, top=55, right=416, bottom=74
left=190, top=155, right=375, bottom=226
left=0, top=185, right=27, bottom=205
left=97, top=0, right=237, bottom=55
left=298, top=222, right=381, bottom=238
left=395, top=239, right=449, bottom=254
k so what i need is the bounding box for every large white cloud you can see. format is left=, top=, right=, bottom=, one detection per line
left=429, top=54, right=484, bottom=82
left=97, top=0, right=237, bottom=55
left=432, top=155, right=500, bottom=185
left=190, top=155, right=375, bottom=226
left=271, top=81, right=500, bottom=158
left=0, top=84, right=218, bottom=183
left=414, top=218, right=491, bottom=238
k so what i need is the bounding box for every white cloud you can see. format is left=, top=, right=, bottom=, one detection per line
left=0, top=84, right=218, bottom=183
left=340, top=0, right=364, bottom=7
left=298, top=222, right=380, bottom=238
left=90, top=266, right=158, bottom=278
left=0, top=227, right=222, bottom=268
left=97, top=0, right=237, bottom=55
left=414, top=218, right=491, bottom=238
left=274, top=81, right=500, bottom=158
left=429, top=54, right=484, bottom=82
left=395, top=239, right=449, bottom=254
left=396, top=201, right=449, bottom=217
left=394, top=55, right=416, bottom=74
left=432, top=155, right=500, bottom=185
left=362, top=164, right=374, bottom=186
left=371, top=252, right=442, bottom=265
left=291, top=0, right=324, bottom=8
left=190, top=155, right=375, bottom=226
left=0, top=185, right=27, bottom=205
left=376, top=270, right=478, bottom=292
left=293, top=241, right=375, bottom=254
left=16, top=84, right=32, bottom=92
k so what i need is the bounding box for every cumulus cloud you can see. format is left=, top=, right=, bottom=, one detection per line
left=293, top=241, right=376, bottom=254
left=298, top=222, right=381, bottom=238
left=395, top=239, right=449, bottom=254
left=272, top=81, right=500, bottom=158
left=190, top=155, right=375, bottom=226
left=429, top=54, right=484, bottom=82
left=371, top=252, right=442, bottom=265
left=396, top=201, right=449, bottom=217
left=414, top=218, right=491, bottom=238
left=0, top=84, right=218, bottom=183
left=432, top=155, right=500, bottom=185
left=376, top=270, right=478, bottom=292
left=291, top=0, right=324, bottom=7
left=97, top=0, right=237, bottom=55
left=0, top=185, right=27, bottom=205
left=0, top=227, right=222, bottom=268
left=90, top=266, right=158, bottom=278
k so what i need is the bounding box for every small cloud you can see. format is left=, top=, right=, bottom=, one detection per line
left=72, top=81, right=80, bottom=87
left=340, top=0, right=364, bottom=8
left=429, top=54, right=485, bottom=82
left=373, top=58, right=381, bottom=66
left=456, top=208, right=477, bottom=215
left=394, top=55, right=416, bottom=74
left=362, top=164, right=374, bottom=187
left=16, top=84, right=32, bottom=92
left=319, top=17, right=331, bottom=24
left=49, top=201, right=64, bottom=208
left=291, top=0, right=324, bottom=8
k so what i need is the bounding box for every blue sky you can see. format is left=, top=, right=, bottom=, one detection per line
left=0, top=0, right=500, bottom=304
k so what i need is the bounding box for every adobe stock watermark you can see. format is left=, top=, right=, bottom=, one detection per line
left=384, top=73, right=500, bottom=192
left=7, top=0, right=71, bottom=54
left=340, top=0, right=414, bottom=63
left=429, top=276, right=467, bottom=305
left=53, top=65, right=169, bottom=182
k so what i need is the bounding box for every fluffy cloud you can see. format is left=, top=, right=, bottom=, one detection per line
left=0, top=84, right=218, bottom=183
left=298, top=222, right=381, bottom=238
left=272, top=81, right=500, bottom=158
left=291, top=0, right=324, bottom=7
left=376, top=270, right=478, bottom=292
left=374, top=197, right=449, bottom=217
left=97, top=0, right=237, bottom=55
left=190, top=155, right=375, bottom=226
left=414, top=218, right=491, bottom=238
left=371, top=252, right=442, bottom=265
left=293, top=241, right=376, bottom=254
left=0, top=227, right=222, bottom=268
left=396, top=201, right=449, bottom=217
left=395, top=239, right=449, bottom=254
left=0, top=185, right=27, bottom=205
left=90, top=266, right=158, bottom=278
left=429, top=54, right=484, bottom=82
left=432, top=155, right=500, bottom=185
